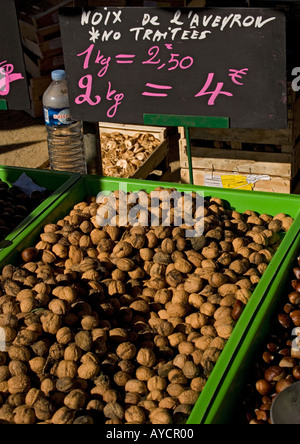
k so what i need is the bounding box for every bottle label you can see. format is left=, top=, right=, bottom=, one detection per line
left=44, top=107, right=74, bottom=126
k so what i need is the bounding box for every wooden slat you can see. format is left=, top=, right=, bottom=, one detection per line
left=99, top=123, right=167, bottom=142
left=180, top=168, right=292, bottom=194
left=178, top=94, right=300, bottom=146
left=179, top=142, right=293, bottom=179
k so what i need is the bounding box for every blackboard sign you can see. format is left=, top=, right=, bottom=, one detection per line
left=0, top=0, right=30, bottom=110
left=59, top=7, right=287, bottom=129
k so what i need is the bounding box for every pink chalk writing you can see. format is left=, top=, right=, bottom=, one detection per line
left=142, top=45, right=194, bottom=71
left=106, top=81, right=124, bottom=117
left=77, top=44, right=111, bottom=78
left=229, top=68, right=249, bottom=85
left=75, top=75, right=124, bottom=118
left=115, top=54, right=135, bottom=64
left=0, top=61, right=24, bottom=96
left=76, top=75, right=101, bottom=105
left=142, top=83, right=172, bottom=97
left=74, top=35, right=248, bottom=117
left=195, top=73, right=233, bottom=105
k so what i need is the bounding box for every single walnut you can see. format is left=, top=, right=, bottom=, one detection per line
left=40, top=311, right=62, bottom=335
left=136, top=366, right=155, bottom=382
left=125, top=379, right=147, bottom=395
left=136, top=348, right=156, bottom=368
left=183, top=275, right=203, bottom=293
left=56, top=360, right=77, bottom=379
left=64, top=343, right=82, bottom=362
left=147, top=376, right=166, bottom=392
left=52, top=286, right=77, bottom=305
left=178, top=389, right=200, bottom=406
left=8, top=345, right=30, bottom=362
left=34, top=397, right=55, bottom=421
left=149, top=408, right=172, bottom=424
left=103, top=402, right=125, bottom=420
left=125, top=405, right=145, bottom=424
left=13, top=405, right=36, bottom=424
left=7, top=375, right=31, bottom=394
left=64, top=389, right=86, bottom=410
left=51, top=406, right=75, bottom=424
left=28, top=357, right=46, bottom=374
left=77, top=362, right=100, bottom=380
left=116, top=342, right=137, bottom=360
left=75, top=330, right=92, bottom=352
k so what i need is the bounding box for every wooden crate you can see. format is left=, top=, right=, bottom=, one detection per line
left=180, top=168, right=295, bottom=194
left=19, top=22, right=61, bottom=45
left=179, top=89, right=300, bottom=149
left=24, top=52, right=64, bottom=78
left=18, top=0, right=72, bottom=29
left=178, top=86, right=300, bottom=193
left=179, top=139, right=300, bottom=180
left=99, top=123, right=169, bottom=180
left=22, top=36, right=62, bottom=59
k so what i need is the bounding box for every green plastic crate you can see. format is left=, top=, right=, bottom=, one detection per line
left=0, top=166, right=80, bottom=255
left=200, top=231, right=300, bottom=424
left=0, top=175, right=299, bottom=424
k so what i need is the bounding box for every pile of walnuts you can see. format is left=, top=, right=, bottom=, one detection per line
left=243, top=256, right=300, bottom=424
left=101, top=132, right=161, bottom=178
left=0, top=179, right=50, bottom=243
left=0, top=187, right=294, bottom=424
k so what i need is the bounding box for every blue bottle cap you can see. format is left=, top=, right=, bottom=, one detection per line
left=51, top=70, right=66, bottom=81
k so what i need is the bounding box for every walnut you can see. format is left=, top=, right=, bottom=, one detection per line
left=114, top=371, right=131, bottom=387
left=209, top=273, right=228, bottom=288
left=77, top=361, right=99, bottom=380
left=20, top=298, right=38, bottom=314
left=7, top=375, right=31, bottom=394
left=108, top=280, right=126, bottom=296
left=166, top=303, right=188, bottom=318
left=13, top=405, right=36, bottom=424
left=168, top=332, right=186, bottom=348
left=125, top=379, right=147, bottom=395
left=52, top=286, right=77, bottom=304
left=40, top=232, right=60, bottom=244
left=136, top=366, right=155, bottom=382
left=56, top=360, right=77, bottom=379
left=42, top=250, right=57, bottom=264
left=40, top=311, right=62, bottom=335
left=125, top=405, right=145, bottom=424
left=28, top=357, right=46, bottom=374
left=178, top=389, right=200, bottom=406
left=149, top=408, right=172, bottom=424
left=156, top=320, right=174, bottom=337
left=165, top=270, right=184, bottom=288
left=51, top=406, right=75, bottom=424
left=218, top=284, right=239, bottom=297
left=34, top=397, right=55, bottom=421
left=185, top=313, right=208, bottom=329
left=136, top=348, right=156, bottom=368
left=48, top=299, right=69, bottom=315
left=8, top=345, right=31, bottom=362
left=147, top=376, right=166, bottom=392
left=183, top=275, right=203, bottom=293
left=103, top=402, right=125, bottom=420
left=64, top=343, right=82, bottom=362
left=56, top=327, right=73, bottom=345
left=75, top=331, right=92, bottom=352
left=64, top=389, right=86, bottom=410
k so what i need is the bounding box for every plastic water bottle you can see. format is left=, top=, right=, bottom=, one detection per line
left=43, top=70, right=87, bottom=174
